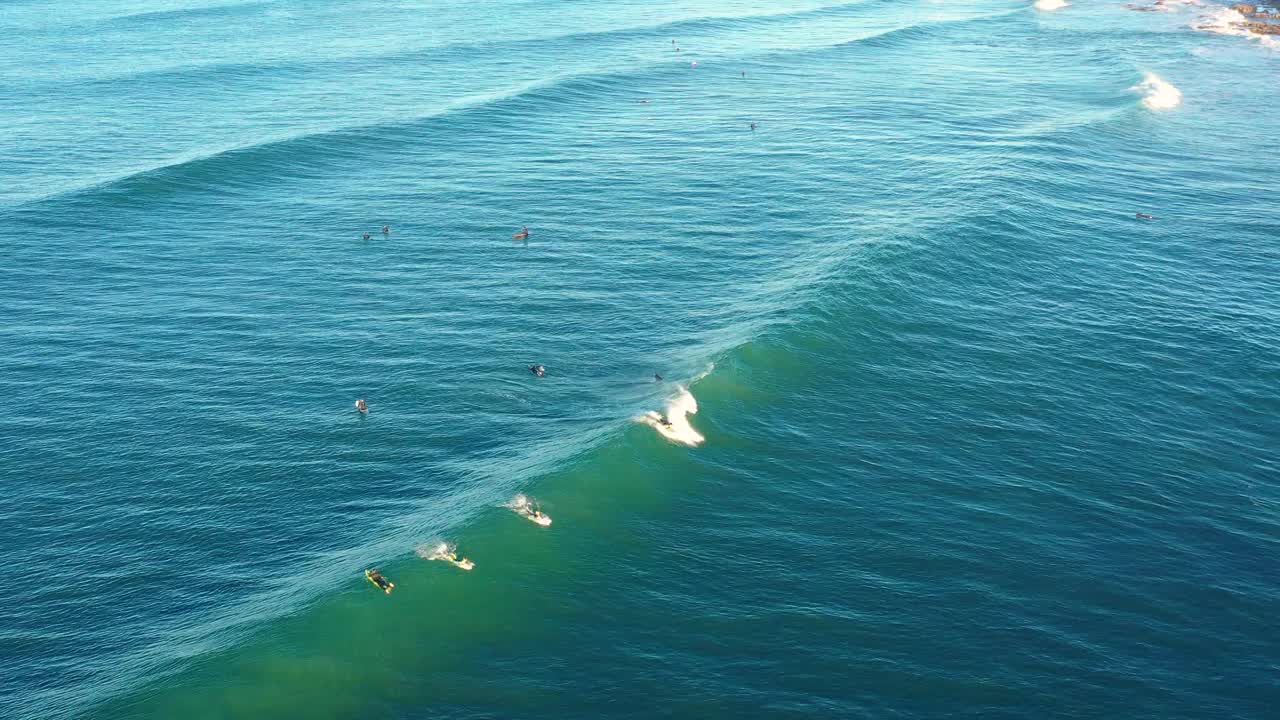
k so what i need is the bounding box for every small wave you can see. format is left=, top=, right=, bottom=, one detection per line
left=1130, top=72, right=1183, bottom=110
left=1034, top=0, right=1071, bottom=12
left=637, top=386, right=705, bottom=447
left=102, top=0, right=278, bottom=26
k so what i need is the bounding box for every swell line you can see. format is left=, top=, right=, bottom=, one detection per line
left=41, top=0, right=879, bottom=88
left=10, top=6, right=1006, bottom=213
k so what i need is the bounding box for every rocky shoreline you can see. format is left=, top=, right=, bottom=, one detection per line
left=1228, top=3, right=1280, bottom=33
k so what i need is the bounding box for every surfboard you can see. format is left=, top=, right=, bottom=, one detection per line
left=517, top=508, right=552, bottom=526
left=365, top=569, right=393, bottom=594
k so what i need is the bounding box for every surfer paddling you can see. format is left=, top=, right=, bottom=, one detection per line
left=365, top=568, right=393, bottom=594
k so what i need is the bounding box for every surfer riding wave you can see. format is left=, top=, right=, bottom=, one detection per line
left=637, top=386, right=705, bottom=446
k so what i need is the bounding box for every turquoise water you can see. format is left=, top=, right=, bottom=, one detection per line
left=2, top=0, right=1278, bottom=718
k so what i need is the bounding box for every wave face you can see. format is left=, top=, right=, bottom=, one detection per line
left=2, top=1, right=1279, bottom=719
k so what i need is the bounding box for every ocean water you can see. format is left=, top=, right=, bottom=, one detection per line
left=2, top=0, right=1278, bottom=718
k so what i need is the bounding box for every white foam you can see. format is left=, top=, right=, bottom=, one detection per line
left=417, top=541, right=474, bottom=569
left=505, top=494, right=552, bottom=525
left=1034, top=0, right=1070, bottom=11
left=1195, top=6, right=1280, bottom=47
left=1130, top=72, right=1183, bottom=110
left=415, top=541, right=452, bottom=561
left=637, top=386, right=705, bottom=447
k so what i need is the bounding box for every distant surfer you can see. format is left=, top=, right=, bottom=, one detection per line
left=654, top=373, right=663, bottom=382
left=529, top=364, right=546, bottom=378
left=513, top=225, right=530, bottom=240
left=355, top=398, right=368, bottom=414
left=691, top=60, right=697, bottom=68
left=1135, top=212, right=1155, bottom=220
left=362, top=232, right=371, bottom=240
left=382, top=225, right=390, bottom=234
left=742, top=71, right=746, bottom=78
left=750, top=122, right=757, bottom=131
left=659, top=414, right=673, bottom=429
left=365, top=568, right=393, bottom=594
left=638, top=99, right=650, bottom=104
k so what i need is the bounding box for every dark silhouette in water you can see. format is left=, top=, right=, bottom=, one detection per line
left=654, top=373, right=663, bottom=382
left=1135, top=212, right=1155, bottom=220
left=362, top=232, right=371, bottom=240
left=529, top=364, right=546, bottom=378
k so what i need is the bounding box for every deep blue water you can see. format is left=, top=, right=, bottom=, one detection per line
left=1, top=1, right=1278, bottom=718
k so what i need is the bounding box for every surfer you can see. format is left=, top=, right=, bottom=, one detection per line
left=513, top=225, right=530, bottom=239
left=355, top=398, right=368, bottom=414
left=691, top=60, right=697, bottom=68
left=654, top=373, right=663, bottom=382
left=529, top=364, right=546, bottom=378
left=750, top=122, right=757, bottom=131
left=362, top=232, right=371, bottom=240
left=366, top=569, right=393, bottom=593
left=1135, top=212, right=1155, bottom=220
left=382, top=225, right=390, bottom=234
left=742, top=71, right=746, bottom=78
left=659, top=414, right=674, bottom=429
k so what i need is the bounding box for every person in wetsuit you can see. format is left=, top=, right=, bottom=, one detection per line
left=368, top=569, right=392, bottom=592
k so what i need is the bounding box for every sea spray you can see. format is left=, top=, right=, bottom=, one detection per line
left=416, top=541, right=453, bottom=561
left=505, top=493, right=552, bottom=525
left=505, top=493, right=531, bottom=511
left=1034, top=0, right=1070, bottom=11
left=1131, top=72, right=1183, bottom=110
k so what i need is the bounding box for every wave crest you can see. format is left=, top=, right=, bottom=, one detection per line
left=1131, top=72, right=1183, bottom=110
left=1034, top=0, right=1071, bottom=12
